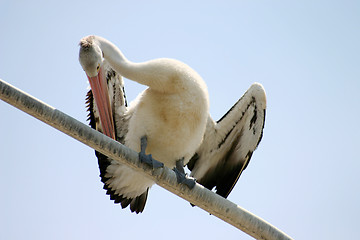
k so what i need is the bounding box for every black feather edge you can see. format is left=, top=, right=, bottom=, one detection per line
left=86, top=89, right=148, bottom=213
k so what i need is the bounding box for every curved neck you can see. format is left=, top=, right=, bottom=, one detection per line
left=96, top=36, right=130, bottom=75
left=95, top=36, right=179, bottom=92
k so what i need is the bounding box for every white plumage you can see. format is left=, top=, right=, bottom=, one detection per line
left=79, top=35, right=209, bottom=213
left=79, top=35, right=266, bottom=212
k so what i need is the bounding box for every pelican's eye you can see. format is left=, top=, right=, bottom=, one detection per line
left=96, top=64, right=100, bottom=72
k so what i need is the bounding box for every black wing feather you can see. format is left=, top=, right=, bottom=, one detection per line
left=188, top=83, right=266, bottom=199
left=86, top=88, right=148, bottom=213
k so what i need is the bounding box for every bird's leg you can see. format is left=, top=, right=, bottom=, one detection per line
left=139, top=136, right=164, bottom=169
left=173, top=158, right=196, bottom=189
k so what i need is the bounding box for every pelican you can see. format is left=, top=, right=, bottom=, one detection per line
left=188, top=83, right=266, bottom=199
left=79, top=35, right=209, bottom=213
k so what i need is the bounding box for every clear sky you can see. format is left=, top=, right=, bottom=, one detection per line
left=0, top=1, right=359, bottom=239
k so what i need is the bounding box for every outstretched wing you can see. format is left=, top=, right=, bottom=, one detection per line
left=86, top=63, right=149, bottom=214
left=188, top=83, right=266, bottom=198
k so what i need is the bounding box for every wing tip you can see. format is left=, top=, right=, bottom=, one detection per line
left=250, top=82, right=267, bottom=109
left=96, top=151, right=148, bottom=214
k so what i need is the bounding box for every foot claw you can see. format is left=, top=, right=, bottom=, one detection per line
left=139, top=136, right=164, bottom=169
left=183, top=176, right=196, bottom=189
left=173, top=167, right=196, bottom=189
left=152, top=159, right=164, bottom=169
left=139, top=152, right=164, bottom=169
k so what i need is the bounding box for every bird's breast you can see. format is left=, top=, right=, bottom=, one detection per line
left=126, top=90, right=208, bottom=167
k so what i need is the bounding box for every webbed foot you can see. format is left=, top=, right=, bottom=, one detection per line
left=173, top=158, right=196, bottom=189
left=139, top=136, right=164, bottom=169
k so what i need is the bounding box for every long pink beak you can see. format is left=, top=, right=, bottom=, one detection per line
left=87, top=67, right=115, bottom=139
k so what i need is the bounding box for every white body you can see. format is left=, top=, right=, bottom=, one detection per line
left=79, top=35, right=266, bottom=210
left=108, top=59, right=209, bottom=198
left=80, top=36, right=209, bottom=200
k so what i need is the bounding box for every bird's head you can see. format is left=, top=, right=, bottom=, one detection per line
left=79, top=36, right=103, bottom=77
left=79, top=35, right=115, bottom=139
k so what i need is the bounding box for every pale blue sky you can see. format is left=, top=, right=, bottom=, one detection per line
left=0, top=1, right=359, bottom=239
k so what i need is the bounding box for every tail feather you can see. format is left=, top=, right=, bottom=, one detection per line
left=96, top=150, right=148, bottom=213
left=87, top=89, right=148, bottom=213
